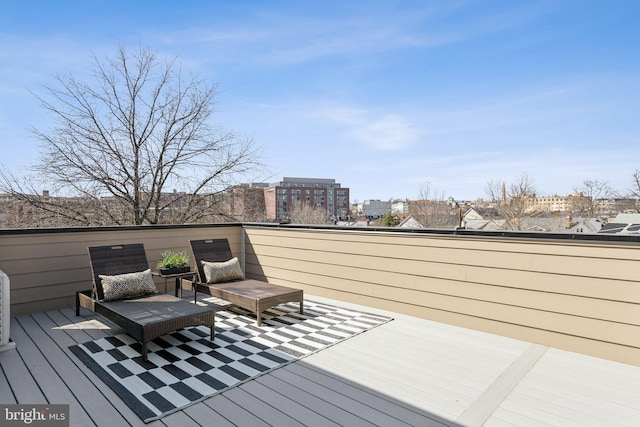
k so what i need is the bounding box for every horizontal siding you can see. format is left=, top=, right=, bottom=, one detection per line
left=244, top=227, right=640, bottom=366
left=2, top=224, right=639, bottom=365
left=250, top=255, right=638, bottom=326
left=0, top=225, right=242, bottom=316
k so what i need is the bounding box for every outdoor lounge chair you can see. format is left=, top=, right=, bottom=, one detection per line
left=76, top=243, right=216, bottom=361
left=189, top=238, right=303, bottom=326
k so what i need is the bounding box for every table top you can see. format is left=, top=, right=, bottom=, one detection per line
left=151, top=270, right=197, bottom=278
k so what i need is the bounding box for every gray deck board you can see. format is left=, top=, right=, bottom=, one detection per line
left=2, top=294, right=640, bottom=427
left=29, top=311, right=160, bottom=427
left=274, top=366, right=417, bottom=427
left=54, top=308, right=113, bottom=342
left=181, top=400, right=236, bottom=427
left=160, top=410, right=203, bottom=427
left=11, top=314, right=96, bottom=427
left=0, top=365, right=16, bottom=404
left=17, top=313, right=131, bottom=427
left=3, top=318, right=47, bottom=403
left=222, top=385, right=305, bottom=426
left=287, top=362, right=445, bottom=427
left=202, top=395, right=271, bottom=426
left=255, top=374, right=374, bottom=426
left=247, top=376, right=343, bottom=427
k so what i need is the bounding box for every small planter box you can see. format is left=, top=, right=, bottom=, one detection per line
left=159, top=266, right=191, bottom=276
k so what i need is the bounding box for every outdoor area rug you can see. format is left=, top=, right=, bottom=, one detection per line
left=69, top=300, right=392, bottom=423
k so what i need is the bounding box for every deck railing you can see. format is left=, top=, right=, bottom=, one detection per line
left=0, top=223, right=638, bottom=366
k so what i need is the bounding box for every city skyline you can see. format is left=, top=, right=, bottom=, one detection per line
left=1, top=1, right=639, bottom=202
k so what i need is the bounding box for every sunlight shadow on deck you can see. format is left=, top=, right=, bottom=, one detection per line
left=4, top=293, right=640, bottom=427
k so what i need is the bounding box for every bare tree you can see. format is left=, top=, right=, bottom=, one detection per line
left=0, top=46, right=261, bottom=226
left=288, top=201, right=328, bottom=224
left=409, top=182, right=452, bottom=228
left=486, top=174, right=538, bottom=231
left=629, top=169, right=640, bottom=212
left=570, top=179, right=612, bottom=217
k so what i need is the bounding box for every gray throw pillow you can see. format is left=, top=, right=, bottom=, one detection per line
left=201, top=257, right=244, bottom=284
left=99, top=269, right=156, bottom=301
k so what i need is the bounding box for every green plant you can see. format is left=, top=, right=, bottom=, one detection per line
left=156, top=250, right=190, bottom=270
left=376, top=212, right=399, bottom=227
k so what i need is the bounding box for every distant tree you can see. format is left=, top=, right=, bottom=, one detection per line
left=570, top=179, right=612, bottom=217
left=288, top=201, right=327, bottom=224
left=409, top=182, right=451, bottom=228
left=629, top=169, right=640, bottom=212
left=376, top=212, right=399, bottom=227
left=0, top=45, right=261, bottom=226
left=486, top=174, right=538, bottom=231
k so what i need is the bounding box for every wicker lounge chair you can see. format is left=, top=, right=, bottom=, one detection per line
left=189, top=238, right=303, bottom=326
left=76, top=243, right=216, bottom=361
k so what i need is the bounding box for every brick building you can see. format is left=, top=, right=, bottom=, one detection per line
left=264, top=177, right=350, bottom=222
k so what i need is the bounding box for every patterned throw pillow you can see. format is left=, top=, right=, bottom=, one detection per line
left=201, top=257, right=244, bottom=284
left=98, top=269, right=157, bottom=301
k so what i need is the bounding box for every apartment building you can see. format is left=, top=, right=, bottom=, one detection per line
left=527, top=194, right=573, bottom=212
left=357, top=199, right=391, bottom=219
left=263, top=177, right=350, bottom=221
left=220, top=183, right=268, bottom=222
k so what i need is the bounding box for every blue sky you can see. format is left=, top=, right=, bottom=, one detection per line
left=1, top=0, right=639, bottom=202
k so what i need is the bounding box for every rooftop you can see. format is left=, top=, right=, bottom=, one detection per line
left=1, top=223, right=639, bottom=426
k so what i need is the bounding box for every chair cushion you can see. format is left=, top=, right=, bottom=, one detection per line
left=201, top=257, right=244, bottom=284
left=99, top=269, right=156, bottom=301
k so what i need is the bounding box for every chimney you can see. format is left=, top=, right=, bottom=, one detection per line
left=565, top=215, right=572, bottom=229
left=42, top=190, right=50, bottom=198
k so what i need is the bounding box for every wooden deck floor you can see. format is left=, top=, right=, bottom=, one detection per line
left=2, top=294, right=640, bottom=427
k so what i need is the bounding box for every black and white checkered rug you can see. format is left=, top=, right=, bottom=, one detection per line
left=70, top=300, right=392, bottom=423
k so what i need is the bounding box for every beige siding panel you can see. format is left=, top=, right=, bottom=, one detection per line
left=12, top=296, right=74, bottom=317
left=529, top=255, right=638, bottom=281
left=251, top=253, right=639, bottom=325
left=250, top=246, right=640, bottom=326
left=249, top=244, right=468, bottom=282
left=247, top=232, right=533, bottom=271
left=245, top=228, right=640, bottom=300
left=466, top=266, right=640, bottom=303
left=246, top=229, right=640, bottom=280
left=256, top=263, right=638, bottom=347
left=245, top=227, right=640, bottom=260
left=1, top=225, right=242, bottom=315
left=244, top=227, right=640, bottom=366
left=4, top=256, right=90, bottom=277
left=248, top=243, right=640, bottom=304
left=274, top=278, right=640, bottom=366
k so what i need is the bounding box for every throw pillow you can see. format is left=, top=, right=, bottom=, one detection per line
left=201, top=257, right=244, bottom=284
left=99, top=269, right=156, bottom=301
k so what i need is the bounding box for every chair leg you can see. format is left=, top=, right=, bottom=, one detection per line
left=75, top=292, right=80, bottom=316
left=193, top=282, right=198, bottom=304
left=299, top=301, right=303, bottom=314
left=142, top=342, right=148, bottom=361
left=257, top=312, right=262, bottom=327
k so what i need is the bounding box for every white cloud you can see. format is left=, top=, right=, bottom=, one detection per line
left=311, top=106, right=422, bottom=151
left=348, top=114, right=422, bottom=151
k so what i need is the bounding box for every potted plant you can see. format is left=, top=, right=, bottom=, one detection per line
left=156, top=250, right=191, bottom=275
